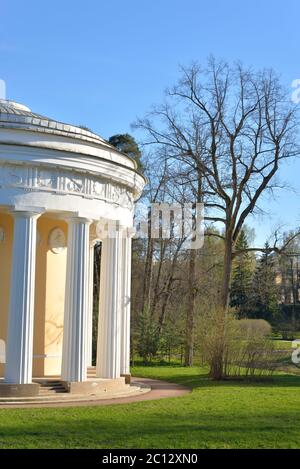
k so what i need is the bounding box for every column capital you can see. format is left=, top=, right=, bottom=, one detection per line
left=65, top=216, right=93, bottom=225
left=10, top=210, right=44, bottom=219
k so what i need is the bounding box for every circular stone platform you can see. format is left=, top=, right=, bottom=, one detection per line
left=0, top=378, right=190, bottom=408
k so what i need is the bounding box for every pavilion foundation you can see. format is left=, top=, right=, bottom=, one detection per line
left=61, top=377, right=129, bottom=395
left=0, top=383, right=40, bottom=397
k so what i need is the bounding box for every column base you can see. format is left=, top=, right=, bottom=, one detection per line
left=121, top=373, right=131, bottom=384
left=61, top=377, right=128, bottom=395
left=0, top=383, right=40, bottom=397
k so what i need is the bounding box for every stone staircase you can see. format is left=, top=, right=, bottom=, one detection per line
left=87, top=366, right=96, bottom=378
left=33, top=368, right=98, bottom=396
left=34, top=379, right=67, bottom=396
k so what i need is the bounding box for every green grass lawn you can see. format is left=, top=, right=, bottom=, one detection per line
left=1, top=365, right=300, bottom=448
left=272, top=339, right=294, bottom=350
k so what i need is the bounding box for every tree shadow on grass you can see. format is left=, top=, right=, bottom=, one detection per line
left=0, top=407, right=299, bottom=448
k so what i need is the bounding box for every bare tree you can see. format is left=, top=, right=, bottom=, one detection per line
left=138, top=156, right=169, bottom=316
left=135, top=58, right=299, bottom=377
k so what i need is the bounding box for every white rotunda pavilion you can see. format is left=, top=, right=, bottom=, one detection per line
left=0, top=99, right=145, bottom=397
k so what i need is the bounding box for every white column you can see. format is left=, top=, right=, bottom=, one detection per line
left=61, top=217, right=91, bottom=382
left=120, top=231, right=133, bottom=376
left=86, top=240, right=95, bottom=367
left=5, top=211, right=40, bottom=384
left=96, top=229, right=122, bottom=379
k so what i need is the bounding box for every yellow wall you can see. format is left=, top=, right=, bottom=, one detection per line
left=0, top=213, right=68, bottom=378
left=0, top=213, right=13, bottom=376
left=33, top=217, right=67, bottom=377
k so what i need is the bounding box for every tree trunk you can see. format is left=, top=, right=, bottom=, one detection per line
left=157, top=240, right=183, bottom=337
left=184, top=248, right=197, bottom=366
left=290, top=258, right=296, bottom=334
left=157, top=281, right=173, bottom=337
left=210, top=233, right=233, bottom=380
left=184, top=173, right=202, bottom=367
left=150, top=239, right=167, bottom=318
left=141, top=237, right=154, bottom=314
left=221, top=235, right=233, bottom=311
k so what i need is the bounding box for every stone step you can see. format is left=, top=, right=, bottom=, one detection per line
left=40, top=383, right=63, bottom=386
left=39, top=387, right=66, bottom=392
left=34, top=379, right=67, bottom=395
left=40, top=382, right=64, bottom=386
left=39, top=390, right=67, bottom=396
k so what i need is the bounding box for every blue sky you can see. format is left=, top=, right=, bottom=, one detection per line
left=1, top=0, right=300, bottom=246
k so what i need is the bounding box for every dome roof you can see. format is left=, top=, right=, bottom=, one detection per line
left=0, top=99, right=109, bottom=147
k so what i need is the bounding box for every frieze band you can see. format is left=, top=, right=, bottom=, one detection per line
left=0, top=162, right=134, bottom=210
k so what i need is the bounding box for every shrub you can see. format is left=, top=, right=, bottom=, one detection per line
left=199, top=310, right=276, bottom=379
left=237, top=319, right=272, bottom=338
